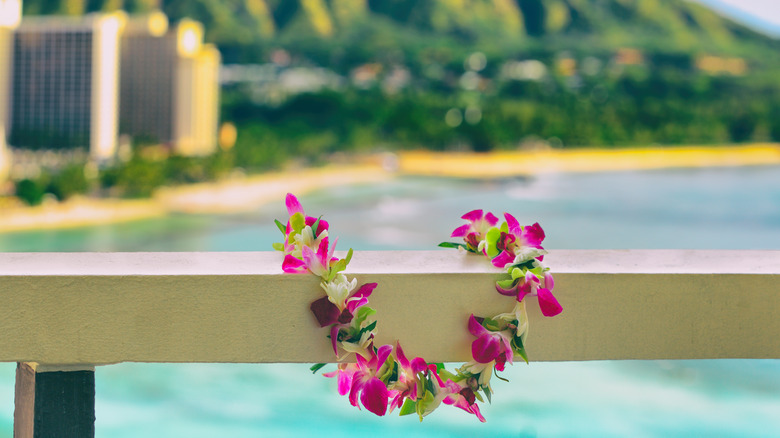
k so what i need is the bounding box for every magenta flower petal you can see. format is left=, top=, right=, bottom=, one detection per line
left=501, top=336, right=514, bottom=365
left=410, top=357, right=427, bottom=374
left=285, top=193, right=304, bottom=215
left=468, top=314, right=488, bottom=338
left=442, top=379, right=463, bottom=403
left=472, top=334, right=500, bottom=363
left=336, top=369, right=353, bottom=396
left=451, top=223, right=471, bottom=238
left=395, top=342, right=410, bottom=370
left=495, top=281, right=518, bottom=297
left=345, top=296, right=368, bottom=314
left=524, top=222, right=545, bottom=247
left=316, top=237, right=329, bottom=260
left=471, top=404, right=486, bottom=423
left=517, top=272, right=540, bottom=302
left=348, top=372, right=364, bottom=408
left=389, top=393, right=403, bottom=412
left=445, top=387, right=487, bottom=422
left=302, top=245, right=327, bottom=277
left=282, top=255, right=306, bottom=273
left=461, top=209, right=484, bottom=222
left=504, top=212, right=521, bottom=235
left=428, top=364, right=447, bottom=387
left=302, top=244, right=317, bottom=266
left=361, top=377, right=389, bottom=416
left=491, top=250, right=515, bottom=268
left=304, top=215, right=330, bottom=234
left=310, top=296, right=341, bottom=327
left=495, top=356, right=506, bottom=372
left=346, top=283, right=377, bottom=313
left=485, top=212, right=499, bottom=226
left=351, top=282, right=377, bottom=300
left=356, top=351, right=368, bottom=368
left=318, top=219, right=329, bottom=232
left=376, top=344, right=393, bottom=368
left=517, top=281, right=533, bottom=302
left=326, top=237, right=338, bottom=262
left=544, top=272, right=555, bottom=290
left=538, top=288, right=563, bottom=317
left=330, top=325, right=340, bottom=356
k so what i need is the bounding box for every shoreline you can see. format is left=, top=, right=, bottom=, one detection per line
left=397, top=143, right=780, bottom=178
left=2, top=144, right=779, bottom=233
left=0, top=164, right=393, bottom=233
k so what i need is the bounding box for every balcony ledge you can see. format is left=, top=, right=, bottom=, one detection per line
left=0, top=250, right=778, bottom=365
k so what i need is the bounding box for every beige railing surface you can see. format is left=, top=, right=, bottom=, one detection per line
left=1, top=250, right=778, bottom=366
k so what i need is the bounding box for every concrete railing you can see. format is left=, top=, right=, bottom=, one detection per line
left=2, top=250, right=779, bottom=437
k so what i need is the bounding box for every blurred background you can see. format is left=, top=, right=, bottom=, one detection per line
left=0, top=0, right=779, bottom=436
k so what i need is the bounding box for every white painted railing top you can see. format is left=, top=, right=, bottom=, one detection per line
left=2, top=249, right=778, bottom=276
left=1, top=250, right=778, bottom=365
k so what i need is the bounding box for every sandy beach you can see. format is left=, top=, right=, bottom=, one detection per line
left=1, top=144, right=778, bottom=233
left=397, top=143, right=780, bottom=178
left=0, top=164, right=393, bottom=233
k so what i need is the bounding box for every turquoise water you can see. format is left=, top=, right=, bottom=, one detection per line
left=1, top=166, right=779, bottom=436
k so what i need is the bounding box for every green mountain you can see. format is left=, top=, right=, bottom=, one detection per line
left=21, top=0, right=779, bottom=64
left=360, top=0, right=776, bottom=51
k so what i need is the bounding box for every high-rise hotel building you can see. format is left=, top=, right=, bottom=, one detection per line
left=10, top=12, right=124, bottom=161
left=0, top=1, right=220, bottom=167
left=120, top=15, right=220, bottom=156
left=0, top=0, right=21, bottom=180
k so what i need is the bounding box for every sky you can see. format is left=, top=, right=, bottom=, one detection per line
left=694, top=0, right=780, bottom=37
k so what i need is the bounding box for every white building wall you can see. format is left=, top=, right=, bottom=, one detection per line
left=0, top=29, right=12, bottom=182
left=172, top=20, right=219, bottom=156
left=90, top=13, right=124, bottom=162
left=0, top=0, right=21, bottom=181
left=192, top=45, right=220, bottom=156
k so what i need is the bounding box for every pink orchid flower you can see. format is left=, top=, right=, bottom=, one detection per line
left=282, top=236, right=339, bottom=277
left=451, top=209, right=499, bottom=250
left=444, top=385, right=486, bottom=423
left=284, top=193, right=330, bottom=234
left=310, top=281, right=377, bottom=327
left=468, top=315, right=514, bottom=367
left=310, top=282, right=378, bottom=355
left=504, top=213, right=545, bottom=249
left=324, top=344, right=395, bottom=417
left=388, top=343, right=428, bottom=413
left=323, top=362, right=359, bottom=398
left=281, top=254, right=307, bottom=273
left=496, top=271, right=562, bottom=317
left=488, top=233, right=518, bottom=268
left=282, top=193, right=330, bottom=255
left=302, top=237, right=338, bottom=278
left=489, top=214, right=546, bottom=268
left=428, top=365, right=486, bottom=422
left=348, top=344, right=395, bottom=416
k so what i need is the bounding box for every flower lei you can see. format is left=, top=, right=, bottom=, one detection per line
left=274, top=194, right=562, bottom=422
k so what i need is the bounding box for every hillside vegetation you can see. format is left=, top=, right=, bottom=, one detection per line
left=19, top=0, right=780, bottom=173
left=23, top=0, right=778, bottom=61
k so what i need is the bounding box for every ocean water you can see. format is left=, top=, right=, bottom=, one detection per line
left=1, top=166, right=779, bottom=437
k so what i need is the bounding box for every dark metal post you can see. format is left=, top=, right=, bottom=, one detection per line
left=14, top=362, right=95, bottom=438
